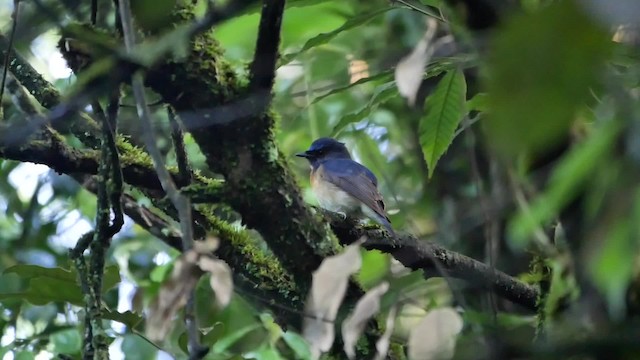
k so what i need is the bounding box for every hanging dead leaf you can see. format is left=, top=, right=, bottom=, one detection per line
left=146, top=249, right=203, bottom=342
left=198, top=256, right=233, bottom=308
left=408, top=307, right=463, bottom=360
left=145, top=237, right=230, bottom=342
left=348, top=56, right=370, bottom=84
left=373, top=305, right=398, bottom=360
left=303, top=240, right=364, bottom=360
left=342, top=281, right=390, bottom=359
left=395, top=18, right=438, bottom=106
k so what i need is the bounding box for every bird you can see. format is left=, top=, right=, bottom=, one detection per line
left=296, top=137, right=394, bottom=234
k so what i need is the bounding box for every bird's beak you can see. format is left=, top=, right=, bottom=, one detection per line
left=295, top=151, right=309, bottom=158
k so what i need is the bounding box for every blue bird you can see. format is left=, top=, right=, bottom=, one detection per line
left=296, top=137, right=394, bottom=234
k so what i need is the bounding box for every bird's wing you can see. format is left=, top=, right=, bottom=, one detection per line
left=319, top=159, right=389, bottom=221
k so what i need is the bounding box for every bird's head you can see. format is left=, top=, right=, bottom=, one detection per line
left=296, top=137, right=351, bottom=165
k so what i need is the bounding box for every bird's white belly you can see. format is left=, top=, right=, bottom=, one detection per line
left=312, top=177, right=359, bottom=213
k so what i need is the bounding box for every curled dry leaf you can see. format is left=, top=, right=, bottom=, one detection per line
left=303, top=240, right=364, bottom=360
left=342, top=281, right=390, bottom=359
left=146, top=237, right=232, bottom=342
left=146, top=249, right=203, bottom=342
left=395, top=18, right=438, bottom=106
left=373, top=304, right=398, bottom=360
left=408, top=307, right=464, bottom=360
left=198, top=256, right=233, bottom=308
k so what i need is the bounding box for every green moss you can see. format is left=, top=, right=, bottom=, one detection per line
left=115, top=137, right=154, bottom=167
left=388, top=343, right=407, bottom=360
left=197, top=207, right=298, bottom=298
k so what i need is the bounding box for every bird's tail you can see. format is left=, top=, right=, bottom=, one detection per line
left=375, top=214, right=395, bottom=237
left=378, top=216, right=396, bottom=237
left=362, top=206, right=395, bottom=236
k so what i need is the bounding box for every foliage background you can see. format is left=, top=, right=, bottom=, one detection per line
left=0, top=0, right=638, bottom=359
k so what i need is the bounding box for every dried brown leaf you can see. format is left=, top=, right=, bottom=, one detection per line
left=395, top=18, right=438, bottom=106
left=342, top=281, right=389, bottom=359
left=303, top=241, right=363, bottom=359
left=145, top=237, right=225, bottom=342
left=408, top=307, right=463, bottom=360
left=198, top=256, right=233, bottom=308
left=373, top=304, right=398, bottom=360
left=145, top=249, right=203, bottom=342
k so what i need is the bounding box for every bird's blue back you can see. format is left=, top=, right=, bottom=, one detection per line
left=317, top=158, right=378, bottom=187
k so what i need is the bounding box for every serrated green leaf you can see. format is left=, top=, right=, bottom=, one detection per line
left=280, top=7, right=393, bottom=65
left=332, top=83, right=398, bottom=136
left=419, top=69, right=467, bottom=178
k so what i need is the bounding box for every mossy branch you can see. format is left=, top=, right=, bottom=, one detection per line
left=144, top=1, right=335, bottom=290
left=323, top=209, right=541, bottom=311
left=0, top=121, right=305, bottom=325
left=68, top=91, right=124, bottom=360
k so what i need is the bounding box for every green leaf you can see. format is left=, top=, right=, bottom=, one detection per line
left=50, top=328, right=82, bottom=355
left=4, top=264, right=77, bottom=282
left=14, top=351, right=34, bottom=360
left=280, top=7, right=393, bottom=65
left=508, top=121, right=621, bottom=248
left=485, top=0, right=612, bottom=156
left=131, top=0, right=177, bottom=31
left=239, top=0, right=337, bottom=17
left=122, top=334, right=158, bottom=360
left=394, top=0, right=444, bottom=20
left=466, top=93, right=489, bottom=113
left=104, top=309, right=144, bottom=329
left=590, top=190, right=640, bottom=316
left=212, top=324, right=263, bottom=354
left=246, top=345, right=284, bottom=360
left=357, top=250, right=390, bottom=289
left=282, top=331, right=312, bottom=360
left=332, top=83, right=398, bottom=136
left=0, top=264, right=121, bottom=306
left=419, top=69, right=467, bottom=178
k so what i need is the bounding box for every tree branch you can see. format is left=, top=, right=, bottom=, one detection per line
left=324, top=210, right=540, bottom=311
left=144, top=2, right=332, bottom=291
left=248, top=0, right=285, bottom=93
left=0, top=33, right=61, bottom=109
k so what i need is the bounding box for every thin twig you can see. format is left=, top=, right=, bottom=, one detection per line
left=0, top=0, right=20, bottom=110
left=91, top=0, right=98, bottom=25
left=168, top=107, right=193, bottom=186
left=118, top=0, right=203, bottom=356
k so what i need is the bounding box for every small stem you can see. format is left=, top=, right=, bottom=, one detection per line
left=0, top=0, right=20, bottom=112
left=304, top=62, right=319, bottom=139
left=168, top=107, right=193, bottom=187
left=118, top=0, right=204, bottom=356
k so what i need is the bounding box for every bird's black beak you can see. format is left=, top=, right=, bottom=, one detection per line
left=295, top=151, right=310, bottom=158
